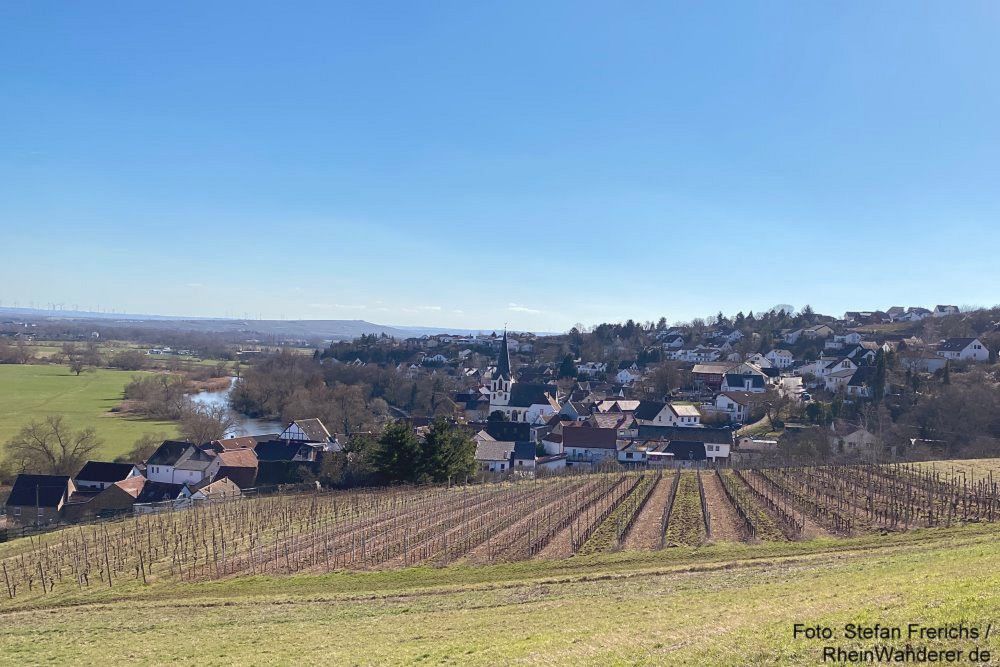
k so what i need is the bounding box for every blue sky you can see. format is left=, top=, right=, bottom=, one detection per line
left=2, top=2, right=999, bottom=331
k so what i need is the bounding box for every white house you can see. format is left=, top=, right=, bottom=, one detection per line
left=562, top=427, right=619, bottom=462
left=633, top=401, right=702, bottom=427
left=765, top=349, right=795, bottom=369
left=145, top=441, right=219, bottom=486
left=933, top=305, right=960, bottom=318
left=715, top=391, right=754, bottom=423
left=936, top=338, right=989, bottom=362
left=474, top=435, right=515, bottom=473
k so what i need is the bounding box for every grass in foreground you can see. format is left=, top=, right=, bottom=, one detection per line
left=0, top=365, right=178, bottom=459
left=2, top=524, right=996, bottom=665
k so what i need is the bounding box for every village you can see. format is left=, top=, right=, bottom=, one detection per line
left=4, top=303, right=995, bottom=531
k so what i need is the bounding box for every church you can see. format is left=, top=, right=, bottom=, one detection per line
left=488, top=331, right=560, bottom=423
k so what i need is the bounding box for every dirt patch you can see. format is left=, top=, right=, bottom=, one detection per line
left=701, top=472, right=746, bottom=543
left=621, top=475, right=669, bottom=551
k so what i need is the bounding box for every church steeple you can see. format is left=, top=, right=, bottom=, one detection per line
left=494, top=330, right=512, bottom=381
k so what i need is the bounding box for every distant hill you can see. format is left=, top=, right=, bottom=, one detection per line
left=0, top=307, right=546, bottom=340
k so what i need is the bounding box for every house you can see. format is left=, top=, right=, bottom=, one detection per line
left=632, top=401, right=701, bottom=427
left=691, top=362, right=735, bottom=391
left=73, top=461, right=140, bottom=492
left=171, top=447, right=221, bottom=486
left=829, top=421, right=878, bottom=453
left=254, top=439, right=323, bottom=463
left=824, top=368, right=856, bottom=393
left=191, top=477, right=242, bottom=501
left=933, top=305, right=960, bottom=318
left=214, top=448, right=259, bottom=488
left=536, top=453, right=568, bottom=471
left=745, top=353, right=772, bottom=368
left=68, top=476, right=147, bottom=521
left=134, top=481, right=193, bottom=510
left=660, top=334, right=685, bottom=349
left=715, top=391, right=755, bottom=423
left=898, top=350, right=948, bottom=373
left=474, top=438, right=515, bottom=473
left=900, top=307, right=932, bottom=321
left=617, top=439, right=653, bottom=465
left=665, top=440, right=706, bottom=462
left=562, top=427, right=619, bottom=462
left=484, top=421, right=532, bottom=443
left=145, top=440, right=197, bottom=484
left=4, top=474, right=73, bottom=527
left=846, top=366, right=881, bottom=399
left=802, top=324, right=835, bottom=340
left=279, top=418, right=333, bottom=444
left=511, top=442, right=536, bottom=471
left=736, top=437, right=778, bottom=453
left=721, top=374, right=767, bottom=394
left=936, top=338, right=989, bottom=362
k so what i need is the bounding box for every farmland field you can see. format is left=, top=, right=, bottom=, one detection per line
left=2, top=461, right=1000, bottom=664
left=0, top=365, right=178, bottom=460
left=0, top=524, right=998, bottom=665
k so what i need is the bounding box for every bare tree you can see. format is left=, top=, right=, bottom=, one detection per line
left=5, top=416, right=102, bottom=475
left=179, top=404, right=237, bottom=444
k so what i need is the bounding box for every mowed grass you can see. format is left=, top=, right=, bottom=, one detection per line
left=1, top=526, right=998, bottom=664
left=0, top=365, right=178, bottom=460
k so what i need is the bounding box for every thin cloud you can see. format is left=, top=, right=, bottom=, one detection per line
left=418, top=305, right=442, bottom=311
left=308, top=303, right=367, bottom=310
left=185, top=282, right=204, bottom=288
left=508, top=302, right=541, bottom=315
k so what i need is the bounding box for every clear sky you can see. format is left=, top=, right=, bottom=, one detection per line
left=2, top=2, right=999, bottom=332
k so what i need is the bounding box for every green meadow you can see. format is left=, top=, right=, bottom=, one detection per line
left=0, top=364, right=178, bottom=460
left=1, top=525, right=998, bottom=665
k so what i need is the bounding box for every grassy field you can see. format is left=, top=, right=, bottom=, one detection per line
left=0, top=525, right=997, bottom=664
left=0, top=365, right=178, bottom=460
left=914, top=458, right=1000, bottom=482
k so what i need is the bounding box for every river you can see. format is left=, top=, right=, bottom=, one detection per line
left=187, top=377, right=284, bottom=438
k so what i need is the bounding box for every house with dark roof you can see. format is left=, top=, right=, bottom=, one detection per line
left=846, top=366, right=880, bottom=399
left=936, top=337, right=989, bottom=363
left=4, top=474, right=73, bottom=527
left=485, top=420, right=531, bottom=443
left=253, top=439, right=322, bottom=463
left=721, top=374, right=767, bottom=394
left=134, top=481, right=193, bottom=510
left=511, top=441, right=536, bottom=471
left=145, top=440, right=222, bottom=487
left=74, top=461, right=140, bottom=492
left=666, top=440, right=707, bottom=461
left=562, top=427, right=618, bottom=462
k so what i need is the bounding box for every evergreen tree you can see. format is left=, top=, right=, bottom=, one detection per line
left=419, top=418, right=477, bottom=483
left=558, top=354, right=577, bottom=378
left=372, top=421, right=423, bottom=483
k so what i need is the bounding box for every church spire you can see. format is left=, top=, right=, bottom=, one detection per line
left=495, top=329, right=512, bottom=380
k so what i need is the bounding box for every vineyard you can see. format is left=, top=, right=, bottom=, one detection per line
left=3, top=460, right=1000, bottom=603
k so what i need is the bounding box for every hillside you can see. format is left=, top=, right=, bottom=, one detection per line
left=1, top=525, right=997, bottom=664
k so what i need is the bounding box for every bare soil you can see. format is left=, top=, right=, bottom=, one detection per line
left=700, top=472, right=746, bottom=543
left=621, top=475, right=670, bottom=551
